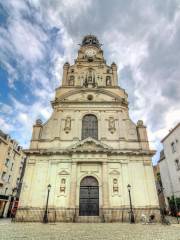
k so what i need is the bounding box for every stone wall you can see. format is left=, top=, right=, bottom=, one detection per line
left=15, top=207, right=160, bottom=223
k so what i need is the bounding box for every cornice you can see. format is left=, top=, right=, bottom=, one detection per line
left=24, top=148, right=155, bottom=157
left=52, top=88, right=128, bottom=107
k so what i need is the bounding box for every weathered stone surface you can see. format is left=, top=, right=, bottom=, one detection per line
left=17, top=35, right=159, bottom=222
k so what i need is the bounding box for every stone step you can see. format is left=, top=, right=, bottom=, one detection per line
left=75, top=216, right=103, bottom=223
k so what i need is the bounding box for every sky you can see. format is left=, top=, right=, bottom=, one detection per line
left=0, top=0, right=180, bottom=164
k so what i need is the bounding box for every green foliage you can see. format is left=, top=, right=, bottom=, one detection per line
left=168, top=196, right=180, bottom=216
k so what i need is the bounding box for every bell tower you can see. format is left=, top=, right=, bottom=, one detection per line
left=61, top=35, right=118, bottom=88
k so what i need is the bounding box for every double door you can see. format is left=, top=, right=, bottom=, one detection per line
left=79, top=186, right=99, bottom=216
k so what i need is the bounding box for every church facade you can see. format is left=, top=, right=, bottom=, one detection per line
left=16, top=35, right=159, bottom=222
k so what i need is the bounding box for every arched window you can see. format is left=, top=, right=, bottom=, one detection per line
left=82, top=114, right=98, bottom=140
left=69, top=75, right=74, bottom=86
left=106, top=76, right=111, bottom=86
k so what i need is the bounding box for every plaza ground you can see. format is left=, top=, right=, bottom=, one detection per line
left=0, top=219, right=180, bottom=240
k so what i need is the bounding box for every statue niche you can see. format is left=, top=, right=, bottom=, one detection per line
left=69, top=75, right=74, bottom=86
left=113, top=178, right=119, bottom=193
left=64, top=117, right=71, bottom=133
left=60, top=178, right=66, bottom=193
left=84, top=68, right=96, bottom=88
left=108, top=117, right=116, bottom=134
left=106, top=76, right=112, bottom=86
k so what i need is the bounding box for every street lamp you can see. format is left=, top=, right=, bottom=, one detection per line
left=173, top=195, right=179, bottom=224
left=8, top=188, right=18, bottom=219
left=127, top=184, right=135, bottom=223
left=43, top=184, right=51, bottom=223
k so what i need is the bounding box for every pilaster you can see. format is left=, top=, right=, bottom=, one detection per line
left=102, top=162, right=110, bottom=208
left=69, top=162, right=77, bottom=208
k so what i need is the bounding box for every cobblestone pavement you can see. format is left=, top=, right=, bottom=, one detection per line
left=0, top=219, right=180, bottom=240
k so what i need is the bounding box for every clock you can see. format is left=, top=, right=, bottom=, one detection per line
left=85, top=48, right=96, bottom=57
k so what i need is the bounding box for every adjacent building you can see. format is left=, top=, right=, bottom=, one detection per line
left=16, top=35, right=159, bottom=223
left=153, top=164, right=166, bottom=210
left=159, top=123, right=180, bottom=207
left=0, top=130, right=26, bottom=217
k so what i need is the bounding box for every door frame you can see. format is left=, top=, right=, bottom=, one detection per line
left=79, top=176, right=99, bottom=216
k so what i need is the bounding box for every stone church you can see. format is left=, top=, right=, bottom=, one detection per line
left=16, top=35, right=159, bottom=222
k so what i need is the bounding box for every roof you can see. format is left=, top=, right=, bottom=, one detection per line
left=81, top=35, right=101, bottom=48
left=161, top=122, right=180, bottom=143
left=0, top=130, right=8, bottom=140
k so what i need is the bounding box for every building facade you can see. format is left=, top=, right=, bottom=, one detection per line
left=0, top=130, right=26, bottom=217
left=16, top=35, right=159, bottom=222
left=153, top=164, right=166, bottom=211
left=159, top=123, right=180, bottom=206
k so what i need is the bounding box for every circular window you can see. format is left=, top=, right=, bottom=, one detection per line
left=87, top=95, right=93, bottom=101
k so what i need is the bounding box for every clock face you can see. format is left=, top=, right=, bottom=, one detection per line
left=85, top=48, right=96, bottom=57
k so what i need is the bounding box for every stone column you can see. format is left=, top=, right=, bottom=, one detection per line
left=111, top=62, right=118, bottom=86
left=69, top=162, right=77, bottom=208
left=102, top=162, right=109, bottom=208
left=62, top=62, right=70, bottom=86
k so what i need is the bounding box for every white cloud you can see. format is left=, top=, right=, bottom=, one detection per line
left=8, top=20, right=47, bottom=63
left=0, top=0, right=179, bottom=162
left=0, top=103, right=13, bottom=114
left=0, top=117, right=14, bottom=132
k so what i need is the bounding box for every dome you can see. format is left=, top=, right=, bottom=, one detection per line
left=82, top=35, right=101, bottom=48
left=36, top=119, right=42, bottom=125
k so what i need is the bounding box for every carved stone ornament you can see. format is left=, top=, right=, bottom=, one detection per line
left=64, top=117, right=71, bottom=133
left=113, top=178, right=119, bottom=193
left=108, top=117, right=116, bottom=134
left=60, top=178, right=66, bottom=193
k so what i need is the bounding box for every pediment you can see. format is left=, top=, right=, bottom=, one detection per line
left=55, top=89, right=126, bottom=104
left=58, top=170, right=70, bottom=175
left=109, top=169, right=120, bottom=175
left=67, top=137, right=112, bottom=152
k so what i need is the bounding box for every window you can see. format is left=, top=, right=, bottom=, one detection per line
left=87, top=95, right=93, bottom=101
left=11, top=163, right=14, bottom=171
left=16, top=178, right=20, bottom=185
left=69, top=76, right=74, bottom=86
left=1, top=172, right=6, bottom=181
left=106, top=76, right=111, bottom=86
left=8, top=175, right=11, bottom=182
left=171, top=142, right=176, bottom=153
left=4, top=188, right=8, bottom=195
left=82, top=114, right=98, bottom=140
left=175, top=159, right=180, bottom=171
left=5, top=158, right=10, bottom=167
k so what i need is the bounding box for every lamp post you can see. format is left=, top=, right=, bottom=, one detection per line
left=43, top=184, right=51, bottom=223
left=173, top=195, right=179, bottom=224
left=127, top=184, right=135, bottom=223
left=11, top=188, right=17, bottom=219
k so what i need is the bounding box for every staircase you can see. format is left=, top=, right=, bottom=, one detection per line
left=75, top=216, right=103, bottom=223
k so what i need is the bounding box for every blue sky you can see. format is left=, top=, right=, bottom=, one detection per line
left=0, top=0, right=180, bottom=164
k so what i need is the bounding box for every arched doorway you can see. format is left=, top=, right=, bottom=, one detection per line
left=79, top=176, right=99, bottom=216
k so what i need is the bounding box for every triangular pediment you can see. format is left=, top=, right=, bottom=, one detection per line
left=52, top=89, right=127, bottom=106
left=67, top=137, right=112, bottom=152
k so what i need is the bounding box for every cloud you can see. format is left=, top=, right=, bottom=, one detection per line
left=0, top=102, right=13, bottom=114
left=0, top=0, right=179, bottom=164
